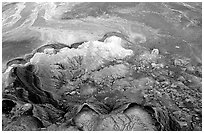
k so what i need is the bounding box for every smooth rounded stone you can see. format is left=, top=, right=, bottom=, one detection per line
left=96, top=111, right=155, bottom=131
left=22, top=103, right=33, bottom=110
left=124, top=106, right=156, bottom=130
left=96, top=115, right=116, bottom=131
left=3, top=115, right=44, bottom=131
left=74, top=108, right=99, bottom=131
left=95, top=104, right=156, bottom=131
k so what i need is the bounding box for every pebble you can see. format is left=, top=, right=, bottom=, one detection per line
left=151, top=49, right=159, bottom=55
left=22, top=103, right=32, bottom=111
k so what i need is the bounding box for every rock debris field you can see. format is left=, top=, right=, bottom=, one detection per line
left=2, top=2, right=202, bottom=131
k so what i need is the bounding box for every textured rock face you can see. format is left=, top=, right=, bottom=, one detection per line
left=2, top=33, right=202, bottom=131
left=3, top=35, right=155, bottom=131
left=27, top=36, right=133, bottom=100
left=2, top=2, right=202, bottom=131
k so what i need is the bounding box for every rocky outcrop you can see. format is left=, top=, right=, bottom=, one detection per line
left=2, top=33, right=202, bottom=131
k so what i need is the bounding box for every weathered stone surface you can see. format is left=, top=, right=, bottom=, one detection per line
left=2, top=2, right=202, bottom=130
left=3, top=116, right=44, bottom=131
